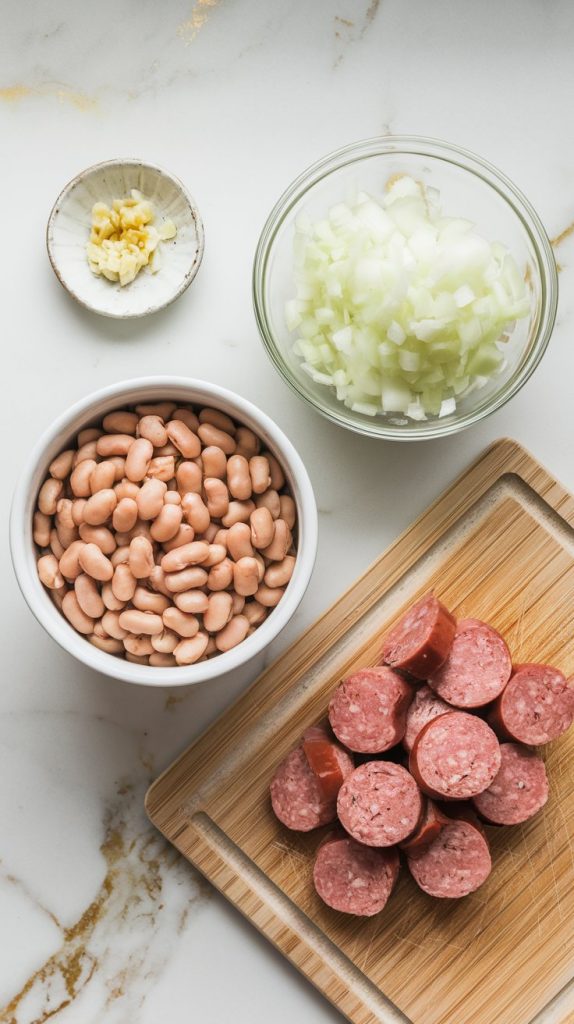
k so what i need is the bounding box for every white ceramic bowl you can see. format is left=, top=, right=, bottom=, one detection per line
left=10, top=377, right=318, bottom=687
left=46, top=160, right=204, bottom=319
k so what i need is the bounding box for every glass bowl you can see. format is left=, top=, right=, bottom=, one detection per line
left=253, top=136, right=558, bottom=440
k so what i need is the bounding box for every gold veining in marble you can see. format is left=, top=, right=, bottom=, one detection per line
left=551, top=221, right=574, bottom=249
left=177, top=0, right=221, bottom=46
left=550, top=221, right=574, bottom=273
left=333, top=0, right=382, bottom=68
left=0, top=83, right=96, bottom=110
left=0, top=786, right=210, bottom=1023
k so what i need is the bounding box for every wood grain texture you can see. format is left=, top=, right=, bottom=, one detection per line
left=146, top=439, right=574, bottom=1024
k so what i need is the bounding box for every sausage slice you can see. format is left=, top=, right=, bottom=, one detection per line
left=399, top=799, right=448, bottom=856
left=313, top=836, right=399, bottom=916
left=428, top=618, right=511, bottom=708
left=472, top=742, right=549, bottom=825
left=381, top=593, right=456, bottom=679
left=328, top=667, right=413, bottom=753
left=409, top=711, right=501, bottom=800
left=407, top=815, right=491, bottom=898
left=403, top=684, right=450, bottom=753
left=337, top=761, right=423, bottom=847
left=302, top=725, right=352, bottom=802
left=489, top=663, right=574, bottom=745
left=271, top=740, right=354, bottom=832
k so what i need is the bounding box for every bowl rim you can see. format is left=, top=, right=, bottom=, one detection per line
left=253, top=134, right=559, bottom=440
left=46, top=158, right=205, bottom=320
left=10, top=376, right=318, bottom=688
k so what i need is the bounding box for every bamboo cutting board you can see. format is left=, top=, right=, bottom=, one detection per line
left=146, top=439, right=574, bottom=1024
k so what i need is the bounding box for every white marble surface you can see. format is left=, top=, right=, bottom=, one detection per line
left=1, top=1, right=574, bottom=1021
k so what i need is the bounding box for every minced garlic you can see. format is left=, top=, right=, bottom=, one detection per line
left=86, top=189, right=177, bottom=287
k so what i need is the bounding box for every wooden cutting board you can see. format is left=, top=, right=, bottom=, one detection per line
left=146, top=438, right=574, bottom=1024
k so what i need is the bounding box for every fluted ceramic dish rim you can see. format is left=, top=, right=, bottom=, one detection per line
left=10, top=376, right=318, bottom=688
left=46, top=158, right=205, bottom=319
left=253, top=135, right=559, bottom=440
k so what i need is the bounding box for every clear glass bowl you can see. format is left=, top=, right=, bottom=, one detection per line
left=253, top=136, right=558, bottom=440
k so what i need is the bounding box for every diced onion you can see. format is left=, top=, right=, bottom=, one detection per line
left=285, top=176, right=529, bottom=419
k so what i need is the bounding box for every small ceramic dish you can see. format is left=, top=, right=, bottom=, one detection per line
left=46, top=159, right=204, bottom=319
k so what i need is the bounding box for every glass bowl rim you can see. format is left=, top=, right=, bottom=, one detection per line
left=252, top=134, right=558, bottom=440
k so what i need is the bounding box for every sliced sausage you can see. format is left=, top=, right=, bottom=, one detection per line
left=270, top=742, right=353, bottom=832
left=399, top=799, right=448, bottom=855
left=313, top=837, right=399, bottom=916
left=403, top=684, right=451, bottom=753
left=381, top=593, right=456, bottom=679
left=337, top=762, right=423, bottom=847
left=489, top=663, right=574, bottom=745
left=472, top=742, right=549, bottom=825
left=428, top=618, right=512, bottom=708
left=328, top=667, right=413, bottom=754
left=302, top=725, right=354, bottom=802
left=409, top=711, right=501, bottom=800
left=407, top=813, right=491, bottom=898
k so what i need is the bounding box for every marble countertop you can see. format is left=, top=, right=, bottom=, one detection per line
left=2, top=0, right=574, bottom=1020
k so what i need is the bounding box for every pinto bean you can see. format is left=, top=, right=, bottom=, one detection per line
left=264, top=555, right=296, bottom=588
left=176, top=460, right=203, bottom=495
left=75, top=574, right=105, bottom=618
left=102, top=582, right=126, bottom=611
left=78, top=543, right=114, bottom=582
left=82, top=489, right=117, bottom=526
left=78, top=523, right=116, bottom=555
left=162, top=607, right=199, bottom=638
left=250, top=507, right=274, bottom=549
left=96, top=433, right=135, bottom=457
left=149, top=652, right=177, bottom=667
left=112, top=497, right=138, bottom=534
left=249, top=456, right=271, bottom=495
left=33, top=511, right=51, bottom=547
left=197, top=423, right=236, bottom=455
left=147, top=456, right=175, bottom=482
left=151, top=628, right=179, bottom=654
left=174, top=591, right=209, bottom=615
left=37, top=553, right=65, bottom=590
left=102, top=410, right=139, bottom=435
left=198, top=407, right=236, bottom=435
left=182, top=493, right=210, bottom=533
left=128, top=536, right=154, bottom=579
left=233, top=557, right=260, bottom=597
left=164, top=566, right=208, bottom=593
left=204, top=478, right=229, bottom=519
left=119, top=609, right=164, bottom=635
left=206, top=558, right=233, bottom=592
left=62, top=591, right=94, bottom=634
left=262, top=519, right=291, bottom=561
left=203, top=592, right=233, bottom=633
left=162, top=524, right=195, bottom=551
left=150, top=503, right=182, bottom=543
left=174, top=633, right=209, bottom=665
left=221, top=500, right=255, bottom=528
left=49, top=449, right=75, bottom=480
left=137, top=415, right=168, bottom=447
left=215, top=615, right=249, bottom=652
left=167, top=420, right=201, bottom=459
left=90, top=461, right=116, bottom=494
left=38, top=478, right=64, bottom=515
left=137, top=478, right=167, bottom=520
left=125, top=438, right=153, bottom=482
left=132, top=587, right=170, bottom=615
left=201, top=446, right=227, bottom=480
left=255, top=488, right=280, bottom=519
